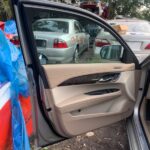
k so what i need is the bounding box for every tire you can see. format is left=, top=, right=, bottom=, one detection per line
left=73, top=48, right=79, bottom=63
left=38, top=54, right=47, bottom=65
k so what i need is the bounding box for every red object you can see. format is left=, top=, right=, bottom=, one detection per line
left=19, top=95, right=33, bottom=137
left=101, top=6, right=109, bottom=19
left=0, top=22, right=5, bottom=31
left=5, top=33, right=20, bottom=47
left=95, top=39, right=110, bottom=47
left=1, top=21, right=20, bottom=47
left=0, top=101, right=12, bottom=150
left=53, top=39, right=68, bottom=48
left=5, top=34, right=14, bottom=40
left=0, top=83, right=33, bottom=150
left=10, top=38, right=20, bottom=46
left=145, top=43, right=150, bottom=50
left=80, top=3, right=97, bottom=9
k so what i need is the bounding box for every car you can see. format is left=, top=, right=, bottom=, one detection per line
left=94, top=19, right=150, bottom=62
left=109, top=19, right=150, bottom=62
left=79, top=0, right=99, bottom=14
left=11, top=1, right=150, bottom=150
left=93, top=28, right=125, bottom=63
left=32, top=18, right=90, bottom=64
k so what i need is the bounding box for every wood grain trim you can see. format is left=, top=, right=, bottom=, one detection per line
left=43, top=63, right=135, bottom=88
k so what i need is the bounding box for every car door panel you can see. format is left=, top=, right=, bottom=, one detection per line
left=43, top=63, right=135, bottom=88
left=41, top=63, right=136, bottom=136
left=11, top=0, right=141, bottom=147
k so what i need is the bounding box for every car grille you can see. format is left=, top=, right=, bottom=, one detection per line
left=35, top=39, right=46, bottom=48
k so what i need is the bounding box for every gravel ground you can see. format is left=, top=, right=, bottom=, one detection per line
left=43, top=121, right=129, bottom=150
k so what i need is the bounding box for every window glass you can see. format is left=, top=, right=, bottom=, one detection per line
left=74, top=22, right=81, bottom=33
left=28, top=9, right=124, bottom=65
left=78, top=22, right=85, bottom=32
left=33, top=20, right=69, bottom=33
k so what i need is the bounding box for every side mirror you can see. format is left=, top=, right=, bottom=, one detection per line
left=100, top=45, right=123, bottom=61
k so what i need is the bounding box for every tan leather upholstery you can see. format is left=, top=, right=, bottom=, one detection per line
left=41, top=63, right=139, bottom=137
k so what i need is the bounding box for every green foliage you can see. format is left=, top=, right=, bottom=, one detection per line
left=0, top=0, right=149, bottom=21
left=102, top=0, right=150, bottom=20
left=0, top=0, right=12, bottom=21
left=138, top=9, right=150, bottom=21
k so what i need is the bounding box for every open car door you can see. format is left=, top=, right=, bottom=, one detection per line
left=11, top=0, right=141, bottom=148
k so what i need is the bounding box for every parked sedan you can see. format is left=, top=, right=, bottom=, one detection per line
left=93, top=28, right=119, bottom=57
left=109, top=19, right=150, bottom=62
left=33, top=18, right=90, bottom=64
left=94, top=19, right=150, bottom=62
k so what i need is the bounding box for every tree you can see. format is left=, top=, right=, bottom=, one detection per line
left=138, top=9, right=150, bottom=21
left=0, top=0, right=12, bottom=21
left=102, top=0, right=150, bottom=19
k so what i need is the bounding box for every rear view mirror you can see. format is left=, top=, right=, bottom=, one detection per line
left=100, top=45, right=123, bottom=61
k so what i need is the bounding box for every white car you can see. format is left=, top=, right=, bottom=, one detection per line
left=33, top=18, right=90, bottom=64
left=94, top=19, right=150, bottom=62
left=109, top=19, right=150, bottom=62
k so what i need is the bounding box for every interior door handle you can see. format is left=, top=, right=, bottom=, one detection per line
left=91, top=76, right=114, bottom=82
left=99, top=73, right=120, bottom=82
left=99, top=76, right=114, bottom=82
left=91, top=73, right=120, bottom=83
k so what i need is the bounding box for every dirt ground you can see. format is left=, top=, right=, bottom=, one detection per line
left=43, top=121, right=129, bottom=150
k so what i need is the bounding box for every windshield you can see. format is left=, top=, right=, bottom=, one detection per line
left=33, top=20, right=69, bottom=33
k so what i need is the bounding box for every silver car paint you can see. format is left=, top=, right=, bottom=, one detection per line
left=33, top=19, right=90, bottom=63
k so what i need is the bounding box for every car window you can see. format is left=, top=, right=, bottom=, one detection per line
left=77, top=22, right=85, bottom=32
left=26, top=8, right=125, bottom=65
left=74, top=21, right=81, bottom=33
left=33, top=20, right=69, bottom=33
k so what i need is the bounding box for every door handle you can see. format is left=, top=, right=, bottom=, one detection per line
left=92, top=73, right=120, bottom=83
left=99, top=73, right=120, bottom=82
left=99, top=76, right=114, bottom=82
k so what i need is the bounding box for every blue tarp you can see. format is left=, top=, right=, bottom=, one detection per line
left=0, top=29, right=30, bottom=150
left=4, top=20, right=17, bottom=34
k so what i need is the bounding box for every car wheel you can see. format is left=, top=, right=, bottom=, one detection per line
left=39, top=54, right=47, bottom=65
left=73, top=48, right=79, bottom=63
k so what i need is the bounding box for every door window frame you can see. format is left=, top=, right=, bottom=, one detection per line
left=15, top=1, right=139, bottom=69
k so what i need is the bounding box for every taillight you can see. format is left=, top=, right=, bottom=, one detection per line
left=53, top=39, right=68, bottom=48
left=145, top=43, right=150, bottom=50
left=95, top=39, right=110, bottom=47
